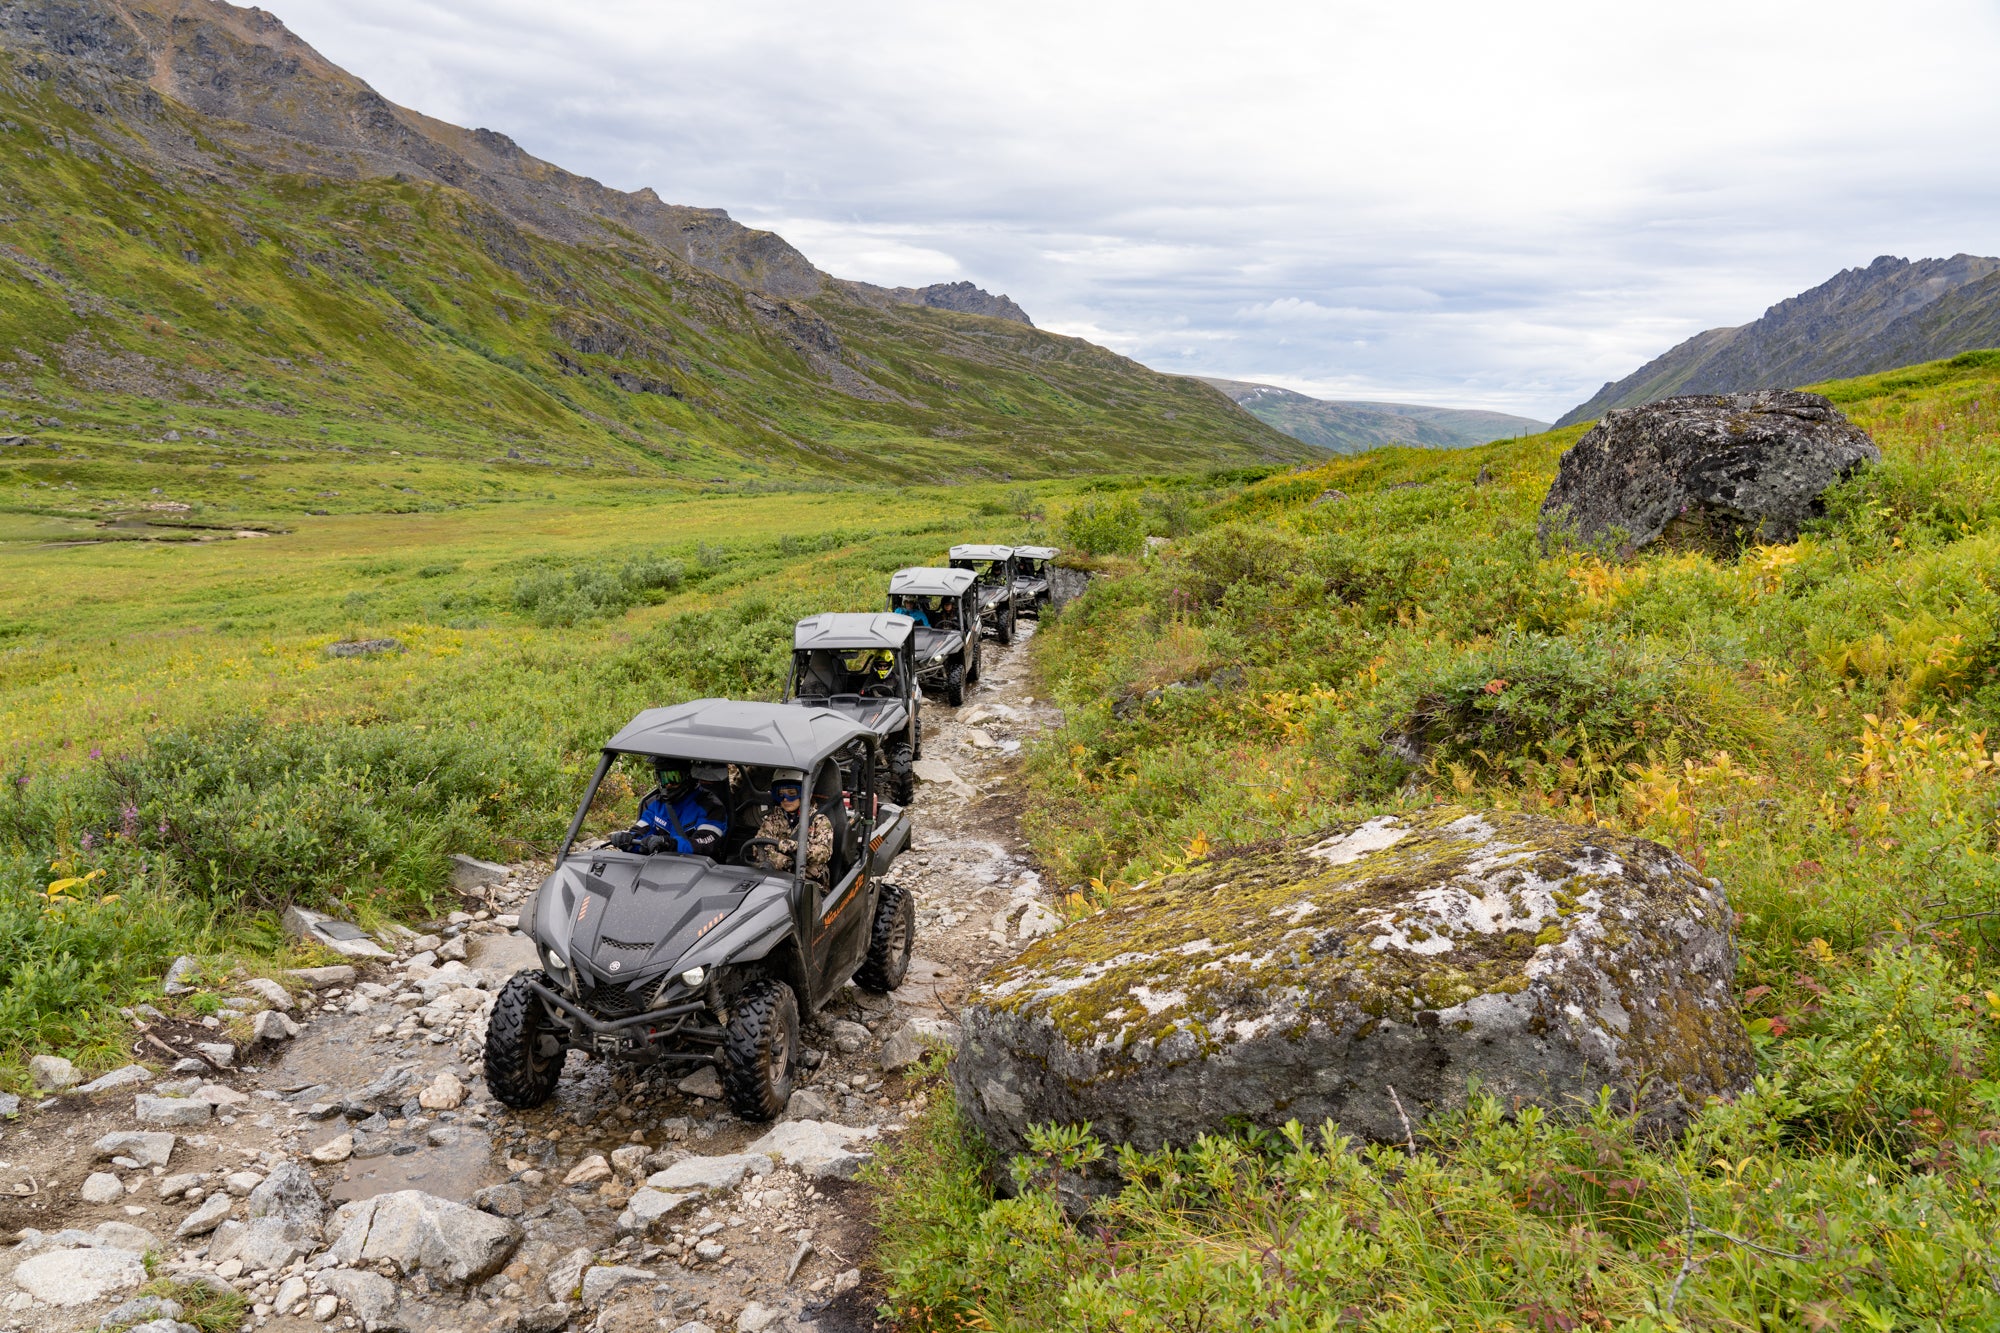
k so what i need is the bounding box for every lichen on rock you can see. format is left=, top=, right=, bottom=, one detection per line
left=953, top=807, right=1753, bottom=1158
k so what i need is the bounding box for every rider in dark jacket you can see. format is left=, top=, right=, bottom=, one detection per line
left=609, top=760, right=728, bottom=857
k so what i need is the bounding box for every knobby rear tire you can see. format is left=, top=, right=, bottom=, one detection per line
left=855, top=882, right=915, bottom=993
left=721, top=978, right=799, bottom=1122
left=484, top=970, right=564, bottom=1109
left=945, top=663, right=965, bottom=707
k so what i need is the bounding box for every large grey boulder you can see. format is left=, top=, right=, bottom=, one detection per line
left=953, top=808, right=1753, bottom=1161
left=320, top=1269, right=398, bottom=1324
left=1539, top=390, right=1879, bottom=554
left=12, top=1247, right=147, bottom=1305
left=324, top=1189, right=522, bottom=1285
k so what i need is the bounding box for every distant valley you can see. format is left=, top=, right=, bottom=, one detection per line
left=1198, top=378, right=1549, bottom=453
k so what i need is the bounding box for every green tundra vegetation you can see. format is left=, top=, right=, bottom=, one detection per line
left=874, top=352, right=2000, bottom=1330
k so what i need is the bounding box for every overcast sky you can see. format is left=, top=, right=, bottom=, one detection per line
left=274, top=0, right=2000, bottom=421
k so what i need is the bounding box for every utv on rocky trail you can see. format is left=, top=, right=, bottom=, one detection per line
left=486, top=700, right=917, bottom=1121
left=785, top=612, right=922, bottom=805
left=1009, top=544, right=1059, bottom=618
left=948, top=544, right=1019, bottom=644
left=886, top=566, right=982, bottom=706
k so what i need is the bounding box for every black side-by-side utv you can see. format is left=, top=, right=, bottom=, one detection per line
left=485, top=700, right=917, bottom=1121
left=886, top=566, right=982, bottom=706
left=948, top=544, right=1019, bottom=645
left=785, top=612, right=922, bottom=804
left=1009, top=544, right=1058, bottom=618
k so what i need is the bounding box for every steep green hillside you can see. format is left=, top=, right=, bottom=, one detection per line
left=0, top=50, right=1306, bottom=516
left=1200, top=376, right=1547, bottom=452
left=877, top=351, right=2000, bottom=1329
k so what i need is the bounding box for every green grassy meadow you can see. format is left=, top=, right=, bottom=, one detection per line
left=871, top=353, right=2000, bottom=1331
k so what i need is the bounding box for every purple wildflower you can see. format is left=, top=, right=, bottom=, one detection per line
left=90, top=747, right=102, bottom=760
left=80, top=830, right=95, bottom=851
left=121, top=804, right=139, bottom=839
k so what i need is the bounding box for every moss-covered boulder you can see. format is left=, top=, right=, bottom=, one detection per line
left=953, top=808, right=1752, bottom=1157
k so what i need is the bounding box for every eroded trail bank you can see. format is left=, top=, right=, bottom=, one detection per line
left=0, top=629, right=1061, bottom=1333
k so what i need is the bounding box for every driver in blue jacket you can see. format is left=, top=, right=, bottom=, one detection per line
left=608, top=759, right=728, bottom=857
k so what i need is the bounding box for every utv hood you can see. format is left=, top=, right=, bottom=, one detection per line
left=910, top=626, right=964, bottom=664
left=528, top=852, right=793, bottom=999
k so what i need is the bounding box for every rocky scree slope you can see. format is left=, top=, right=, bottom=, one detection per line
left=1558, top=253, right=2000, bottom=427
left=1200, top=377, right=1548, bottom=453
left=0, top=0, right=1309, bottom=484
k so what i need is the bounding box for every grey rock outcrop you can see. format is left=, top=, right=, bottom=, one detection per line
left=953, top=808, right=1754, bottom=1162
left=324, top=1189, right=522, bottom=1285
left=1538, top=391, right=1879, bottom=554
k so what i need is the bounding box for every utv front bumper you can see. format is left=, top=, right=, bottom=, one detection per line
left=528, top=978, right=725, bottom=1064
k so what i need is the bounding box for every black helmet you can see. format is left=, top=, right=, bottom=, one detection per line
left=655, top=759, right=691, bottom=792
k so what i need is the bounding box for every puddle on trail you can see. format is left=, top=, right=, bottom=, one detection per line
left=315, top=1123, right=502, bottom=1204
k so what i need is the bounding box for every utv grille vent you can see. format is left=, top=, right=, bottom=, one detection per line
left=590, top=981, right=648, bottom=1019
left=599, top=937, right=654, bottom=951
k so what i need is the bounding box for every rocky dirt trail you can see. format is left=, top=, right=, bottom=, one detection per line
left=0, top=628, right=1062, bottom=1333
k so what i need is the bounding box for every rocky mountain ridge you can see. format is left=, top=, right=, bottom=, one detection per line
left=1199, top=377, right=1548, bottom=453
left=0, top=0, right=1308, bottom=484
left=1558, top=253, right=2000, bottom=427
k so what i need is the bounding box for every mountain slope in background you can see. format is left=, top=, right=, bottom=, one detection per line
left=0, top=0, right=1308, bottom=503
left=1198, top=378, right=1548, bottom=453
left=1558, top=254, right=2000, bottom=427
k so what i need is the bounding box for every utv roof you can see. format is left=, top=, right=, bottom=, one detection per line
left=604, top=699, right=873, bottom=769
left=792, top=613, right=915, bottom=652
left=888, top=567, right=978, bottom=597
left=948, top=544, right=1015, bottom=561
left=1012, top=545, right=1058, bottom=560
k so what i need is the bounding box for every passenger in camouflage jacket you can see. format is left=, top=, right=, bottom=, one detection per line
left=755, top=771, right=834, bottom=889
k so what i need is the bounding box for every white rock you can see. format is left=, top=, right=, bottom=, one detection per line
left=251, top=1010, right=300, bottom=1042
left=438, top=935, right=468, bottom=962
left=694, top=1238, right=726, bottom=1260
left=581, top=1264, right=653, bottom=1306
left=451, top=854, right=510, bottom=892
left=737, top=1302, right=784, bottom=1332
left=242, top=977, right=293, bottom=1010
left=73, top=1064, right=151, bottom=1095
left=320, top=1269, right=397, bottom=1323
left=274, top=1275, right=309, bottom=1316
left=313, top=1293, right=339, bottom=1321
left=194, top=1042, right=236, bottom=1068
left=833, top=1267, right=862, bottom=1295
left=174, top=1192, right=233, bottom=1237
left=563, top=1154, right=612, bottom=1186
left=878, top=1025, right=924, bottom=1071
left=282, top=905, right=392, bottom=959
left=28, top=1054, right=79, bottom=1090
left=1016, top=901, right=1062, bottom=939
left=95, top=1131, right=176, bottom=1167
left=829, top=1020, right=871, bottom=1053
left=417, top=1071, right=465, bottom=1110
left=157, top=1172, right=205, bottom=1199
left=676, top=1066, right=724, bottom=1100
left=644, top=1153, right=772, bottom=1193
left=310, top=1133, right=354, bottom=1164
left=286, top=965, right=356, bottom=987
left=133, top=1095, right=211, bottom=1127
left=545, top=1246, right=593, bottom=1303
left=194, top=1083, right=250, bottom=1107
left=609, top=1144, right=650, bottom=1180
left=746, top=1120, right=876, bottom=1180
left=11, top=1247, right=145, bottom=1305
left=80, top=1172, right=125, bottom=1204
left=616, top=1188, right=692, bottom=1234
left=224, top=1170, right=263, bottom=1196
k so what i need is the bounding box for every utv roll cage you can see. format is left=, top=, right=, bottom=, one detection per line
left=784, top=613, right=923, bottom=802
left=948, top=544, right=1019, bottom=644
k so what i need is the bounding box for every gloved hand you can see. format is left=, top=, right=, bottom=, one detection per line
left=607, top=829, right=636, bottom=852
left=638, top=833, right=671, bottom=855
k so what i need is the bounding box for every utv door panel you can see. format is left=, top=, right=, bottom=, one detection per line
left=869, top=809, right=911, bottom=879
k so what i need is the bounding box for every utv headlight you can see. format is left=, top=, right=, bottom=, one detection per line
left=545, top=950, right=567, bottom=972
left=681, top=966, right=706, bottom=988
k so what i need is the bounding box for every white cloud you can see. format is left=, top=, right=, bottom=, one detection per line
left=270, top=0, right=2000, bottom=419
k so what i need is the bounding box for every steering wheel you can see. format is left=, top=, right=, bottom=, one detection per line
left=737, top=836, right=788, bottom=869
